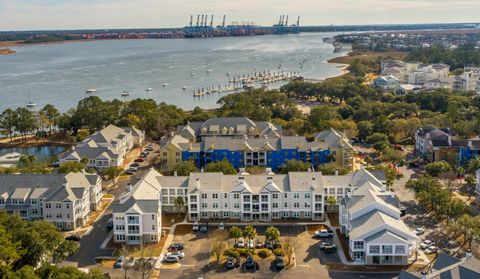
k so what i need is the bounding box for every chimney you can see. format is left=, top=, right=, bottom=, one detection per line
left=174, top=171, right=177, bottom=177
left=195, top=178, right=200, bottom=189
left=265, top=167, right=273, bottom=175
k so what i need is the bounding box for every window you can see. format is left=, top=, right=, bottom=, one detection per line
left=46, top=213, right=52, bottom=218
left=292, top=211, right=299, bottom=218
left=224, top=193, right=228, bottom=199
left=201, top=193, right=207, bottom=199
left=56, top=213, right=62, bottom=218
left=369, top=245, right=380, bottom=254
left=175, top=152, right=180, bottom=156
left=328, top=188, right=335, bottom=195
left=31, top=199, right=37, bottom=205
left=32, top=208, right=38, bottom=214
left=213, top=203, right=219, bottom=208
left=115, top=225, right=125, bottom=231
left=305, top=202, right=311, bottom=208
left=234, top=193, right=240, bottom=199
left=353, top=241, right=364, bottom=250
left=212, top=193, right=218, bottom=199
left=243, top=195, right=251, bottom=202
left=284, top=202, right=288, bottom=207
left=56, top=203, right=61, bottom=209
left=201, top=212, right=208, bottom=218
left=234, top=203, right=240, bottom=209
left=151, top=234, right=158, bottom=241
left=116, top=234, right=126, bottom=241
left=152, top=214, right=155, bottom=220
left=272, top=212, right=279, bottom=218
left=382, top=245, right=393, bottom=254
left=233, top=212, right=241, bottom=218
left=66, top=203, right=70, bottom=209
left=169, top=189, right=175, bottom=195
left=272, top=193, right=278, bottom=199
left=395, top=245, right=405, bottom=254
left=293, top=202, right=299, bottom=208
left=0, top=199, right=4, bottom=204
left=190, top=195, right=197, bottom=203
left=224, top=202, right=228, bottom=208
left=67, top=213, right=70, bottom=218
left=337, top=188, right=344, bottom=195
left=284, top=193, right=288, bottom=198
left=45, top=203, right=51, bottom=209
left=272, top=203, right=278, bottom=209
left=201, top=203, right=207, bottom=209
left=152, top=224, right=156, bottom=230
left=162, top=189, right=168, bottom=195
left=304, top=211, right=311, bottom=218
left=304, top=193, right=311, bottom=199
left=162, top=152, right=167, bottom=157
left=293, top=193, right=299, bottom=199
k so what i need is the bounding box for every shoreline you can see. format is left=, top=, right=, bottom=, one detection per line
left=0, top=48, right=16, bottom=55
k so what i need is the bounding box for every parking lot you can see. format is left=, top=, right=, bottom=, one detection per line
left=158, top=224, right=352, bottom=279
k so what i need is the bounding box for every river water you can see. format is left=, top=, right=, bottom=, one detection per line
left=0, top=32, right=348, bottom=112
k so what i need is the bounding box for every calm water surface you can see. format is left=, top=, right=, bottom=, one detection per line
left=0, top=146, right=66, bottom=163
left=0, top=33, right=349, bottom=111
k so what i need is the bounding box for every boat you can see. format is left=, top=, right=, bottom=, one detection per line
left=182, top=86, right=187, bottom=90
left=121, top=91, right=130, bottom=97
left=206, top=69, right=212, bottom=73
left=85, top=88, right=97, bottom=93
left=25, top=92, right=36, bottom=108
left=163, top=83, right=168, bottom=87
left=146, top=88, right=153, bottom=92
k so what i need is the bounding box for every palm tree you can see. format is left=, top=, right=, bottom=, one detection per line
left=229, top=226, right=242, bottom=247
left=242, top=226, right=256, bottom=251
left=265, top=226, right=280, bottom=241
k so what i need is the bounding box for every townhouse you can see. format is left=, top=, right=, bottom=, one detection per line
left=60, top=124, right=145, bottom=170
left=160, top=117, right=354, bottom=173
left=381, top=60, right=450, bottom=86
left=398, top=253, right=480, bottom=278
left=339, top=178, right=418, bottom=265
left=111, top=169, right=162, bottom=245
left=0, top=172, right=102, bottom=230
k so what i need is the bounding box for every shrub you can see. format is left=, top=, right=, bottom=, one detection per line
left=273, top=248, right=284, bottom=256
left=257, top=249, right=270, bottom=259
left=224, top=248, right=240, bottom=258
left=237, top=248, right=254, bottom=257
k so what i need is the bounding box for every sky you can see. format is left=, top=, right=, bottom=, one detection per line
left=0, top=0, right=479, bottom=31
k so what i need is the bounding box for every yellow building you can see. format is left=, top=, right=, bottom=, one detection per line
left=315, top=128, right=355, bottom=171
left=159, top=135, right=190, bottom=173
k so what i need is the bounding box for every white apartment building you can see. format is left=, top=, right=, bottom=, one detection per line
left=0, top=172, right=102, bottom=230
left=339, top=180, right=418, bottom=265
left=60, top=125, right=145, bottom=169
left=112, top=167, right=386, bottom=245
left=111, top=169, right=162, bottom=245
left=381, top=60, right=450, bottom=86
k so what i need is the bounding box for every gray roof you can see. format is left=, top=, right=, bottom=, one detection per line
left=364, top=229, right=409, bottom=245
left=0, top=173, right=99, bottom=203
left=400, top=254, right=480, bottom=279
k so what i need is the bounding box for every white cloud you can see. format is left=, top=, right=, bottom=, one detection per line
left=0, top=0, right=479, bottom=30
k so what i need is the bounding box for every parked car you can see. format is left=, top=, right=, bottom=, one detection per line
left=167, top=251, right=185, bottom=259
left=255, top=239, right=263, bottom=249
left=264, top=239, right=274, bottom=250
left=106, top=218, right=113, bottom=230
left=127, top=166, right=138, bottom=172
left=415, top=227, right=425, bottom=235
left=130, top=162, right=140, bottom=168
left=237, top=238, right=245, bottom=248
left=65, top=234, right=81, bottom=241
left=163, top=255, right=179, bottom=263
left=126, top=257, right=136, bottom=268
left=245, top=255, right=256, bottom=270
left=225, top=257, right=236, bottom=269
left=424, top=246, right=438, bottom=255
left=218, top=222, right=225, bottom=230
left=168, top=243, right=184, bottom=252
left=274, top=255, right=285, bottom=270
left=114, top=256, right=124, bottom=268
left=192, top=221, right=199, bottom=231
left=247, top=239, right=254, bottom=249
left=200, top=225, right=208, bottom=233
left=314, top=229, right=333, bottom=238
left=323, top=243, right=337, bottom=250
left=420, top=239, right=434, bottom=250
left=134, top=158, right=144, bottom=163
left=400, top=206, right=407, bottom=217
left=319, top=241, right=333, bottom=250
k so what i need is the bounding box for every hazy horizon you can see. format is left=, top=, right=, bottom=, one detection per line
left=1, top=0, right=480, bottom=31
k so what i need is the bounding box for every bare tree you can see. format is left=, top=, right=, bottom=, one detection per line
left=283, top=237, right=300, bottom=267
left=211, top=240, right=228, bottom=263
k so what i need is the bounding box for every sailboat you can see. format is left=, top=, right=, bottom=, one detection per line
left=26, top=92, right=36, bottom=108
left=85, top=88, right=96, bottom=93
left=121, top=90, right=130, bottom=97
left=146, top=88, right=153, bottom=92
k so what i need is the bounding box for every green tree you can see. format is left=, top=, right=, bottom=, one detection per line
left=0, top=109, right=17, bottom=142
left=173, top=196, right=185, bottom=214
left=242, top=226, right=257, bottom=251
left=40, top=104, right=60, bottom=135
left=317, top=164, right=348, bottom=175
left=265, top=227, right=280, bottom=241
left=229, top=226, right=242, bottom=246
left=425, top=161, right=452, bottom=177
left=19, top=155, right=36, bottom=168
left=13, top=107, right=36, bottom=142
left=279, top=159, right=310, bottom=174
left=58, top=161, right=85, bottom=173
left=205, top=159, right=236, bottom=174
left=0, top=226, right=24, bottom=269
left=173, top=160, right=198, bottom=176
left=103, top=166, right=123, bottom=181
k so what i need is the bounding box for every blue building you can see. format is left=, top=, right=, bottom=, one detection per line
left=181, top=136, right=331, bottom=171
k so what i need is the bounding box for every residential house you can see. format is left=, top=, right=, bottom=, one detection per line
left=373, top=75, right=400, bottom=91
left=111, top=169, right=162, bottom=244
left=424, top=77, right=454, bottom=90
left=398, top=253, right=480, bottom=278
left=0, top=172, right=102, bottom=230
left=60, top=125, right=145, bottom=169
left=339, top=176, right=418, bottom=265
left=315, top=128, right=355, bottom=171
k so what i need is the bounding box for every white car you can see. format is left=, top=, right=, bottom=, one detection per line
left=192, top=221, right=199, bottom=231
left=218, top=222, right=225, bottom=230
left=167, top=251, right=185, bottom=259
left=126, top=257, right=136, bottom=268
left=420, top=240, right=434, bottom=250
left=237, top=238, right=245, bottom=248
left=314, top=229, right=333, bottom=238
left=424, top=245, right=438, bottom=255
left=415, top=227, right=425, bottom=235
left=247, top=239, right=254, bottom=249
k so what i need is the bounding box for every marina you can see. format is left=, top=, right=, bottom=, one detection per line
left=0, top=32, right=350, bottom=111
